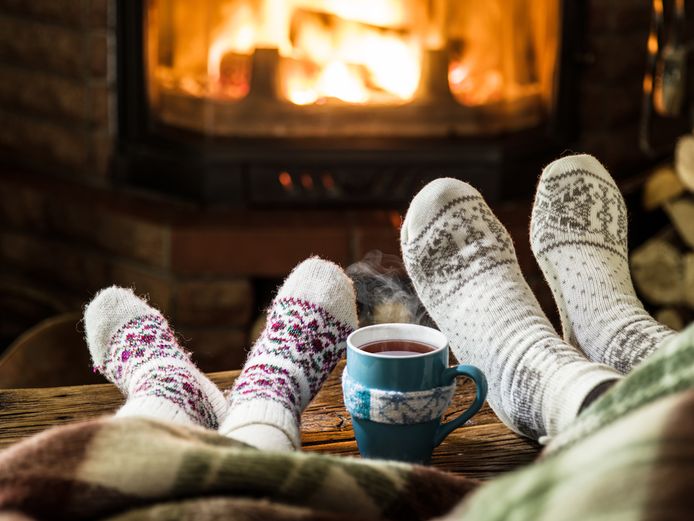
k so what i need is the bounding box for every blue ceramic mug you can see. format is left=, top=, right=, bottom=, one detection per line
left=343, top=323, right=487, bottom=464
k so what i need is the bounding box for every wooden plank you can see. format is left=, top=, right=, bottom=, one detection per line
left=0, top=372, right=237, bottom=448
left=0, top=362, right=540, bottom=480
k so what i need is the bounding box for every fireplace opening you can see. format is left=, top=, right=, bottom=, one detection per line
left=147, top=0, right=558, bottom=137
left=117, top=0, right=567, bottom=205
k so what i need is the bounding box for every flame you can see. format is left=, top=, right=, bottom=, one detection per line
left=194, top=0, right=549, bottom=107
left=361, top=33, right=420, bottom=99
left=206, top=0, right=421, bottom=105
left=283, top=9, right=421, bottom=105
left=207, top=3, right=256, bottom=83
left=321, top=0, right=409, bottom=27
left=317, top=61, right=369, bottom=104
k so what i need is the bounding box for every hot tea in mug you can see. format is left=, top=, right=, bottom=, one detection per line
left=359, top=340, right=436, bottom=356
left=342, top=323, right=488, bottom=463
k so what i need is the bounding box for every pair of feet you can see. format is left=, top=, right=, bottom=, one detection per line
left=85, top=154, right=675, bottom=449
left=402, top=154, right=675, bottom=441
left=84, top=259, right=358, bottom=451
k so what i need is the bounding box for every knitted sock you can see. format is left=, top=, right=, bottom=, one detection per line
left=220, top=258, right=358, bottom=451
left=400, top=178, right=621, bottom=440
left=531, top=154, right=677, bottom=373
left=84, top=287, right=228, bottom=429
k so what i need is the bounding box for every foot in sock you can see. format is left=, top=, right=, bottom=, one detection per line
left=84, top=287, right=228, bottom=429
left=400, top=178, right=621, bottom=440
left=220, top=258, right=358, bottom=451
left=531, top=154, right=676, bottom=373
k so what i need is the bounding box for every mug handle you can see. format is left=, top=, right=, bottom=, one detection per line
left=433, top=365, right=488, bottom=447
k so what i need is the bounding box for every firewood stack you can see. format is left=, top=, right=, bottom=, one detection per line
left=632, top=134, right=694, bottom=330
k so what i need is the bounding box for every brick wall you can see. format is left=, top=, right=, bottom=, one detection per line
left=0, top=174, right=255, bottom=370
left=572, top=0, right=693, bottom=171
left=0, top=173, right=412, bottom=370
left=0, top=0, right=115, bottom=179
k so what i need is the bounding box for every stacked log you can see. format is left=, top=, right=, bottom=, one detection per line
left=632, top=133, right=694, bottom=330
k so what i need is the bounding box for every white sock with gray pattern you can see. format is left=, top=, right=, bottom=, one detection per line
left=531, top=155, right=676, bottom=373
left=401, top=178, right=621, bottom=441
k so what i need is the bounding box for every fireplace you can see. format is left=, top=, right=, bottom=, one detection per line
left=1, top=0, right=691, bottom=372
left=147, top=0, right=557, bottom=136
left=116, top=0, right=566, bottom=205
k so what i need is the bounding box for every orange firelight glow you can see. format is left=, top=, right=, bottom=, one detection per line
left=205, top=0, right=422, bottom=105
left=153, top=0, right=557, bottom=112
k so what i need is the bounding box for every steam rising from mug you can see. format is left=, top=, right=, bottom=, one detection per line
left=346, top=250, right=433, bottom=327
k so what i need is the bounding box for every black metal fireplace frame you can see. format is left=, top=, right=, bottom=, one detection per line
left=114, top=0, right=579, bottom=206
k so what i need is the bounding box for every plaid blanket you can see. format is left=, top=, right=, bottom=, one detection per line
left=1, top=324, right=693, bottom=521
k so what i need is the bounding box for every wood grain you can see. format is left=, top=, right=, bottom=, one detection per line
left=0, top=361, right=540, bottom=480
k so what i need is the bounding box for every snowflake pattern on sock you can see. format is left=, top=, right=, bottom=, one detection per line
left=531, top=168, right=628, bottom=259
left=403, top=195, right=517, bottom=308
left=96, top=314, right=220, bottom=429
left=531, top=158, right=676, bottom=372
left=401, top=178, right=622, bottom=439
left=228, top=297, right=352, bottom=423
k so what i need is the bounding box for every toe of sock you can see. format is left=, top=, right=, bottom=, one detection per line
left=531, top=154, right=624, bottom=254
left=540, top=154, right=614, bottom=186
left=84, top=286, right=157, bottom=366
left=401, top=177, right=481, bottom=245
left=276, top=257, right=358, bottom=328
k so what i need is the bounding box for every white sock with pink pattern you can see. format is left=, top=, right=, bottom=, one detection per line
left=84, top=286, right=228, bottom=429
left=220, top=258, right=358, bottom=451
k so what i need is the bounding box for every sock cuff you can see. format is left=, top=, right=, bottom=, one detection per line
left=544, top=363, right=622, bottom=440
left=223, top=424, right=295, bottom=451
left=275, top=257, right=358, bottom=329
left=116, top=396, right=200, bottom=427
left=219, top=400, right=302, bottom=450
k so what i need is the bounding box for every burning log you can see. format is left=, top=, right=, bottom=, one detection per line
left=218, top=52, right=252, bottom=98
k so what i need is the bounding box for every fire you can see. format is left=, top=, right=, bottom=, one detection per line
left=449, top=61, right=504, bottom=106
left=207, top=4, right=256, bottom=83
left=206, top=0, right=422, bottom=105
left=204, top=2, right=256, bottom=99
left=314, top=61, right=369, bottom=104
left=153, top=0, right=556, bottom=110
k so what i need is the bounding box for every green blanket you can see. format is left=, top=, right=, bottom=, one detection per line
left=1, top=324, right=693, bottom=521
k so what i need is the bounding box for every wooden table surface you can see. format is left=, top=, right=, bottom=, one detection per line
left=0, top=361, right=540, bottom=481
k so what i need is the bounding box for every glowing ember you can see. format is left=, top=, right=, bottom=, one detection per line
left=448, top=61, right=504, bottom=106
